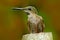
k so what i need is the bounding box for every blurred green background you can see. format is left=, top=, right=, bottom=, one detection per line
left=0, top=0, right=60, bottom=40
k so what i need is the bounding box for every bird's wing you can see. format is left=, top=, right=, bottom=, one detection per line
left=37, top=16, right=45, bottom=32
left=27, top=21, right=31, bottom=32
left=40, top=16, right=45, bottom=28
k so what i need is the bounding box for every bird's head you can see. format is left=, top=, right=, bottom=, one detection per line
left=13, top=6, right=38, bottom=15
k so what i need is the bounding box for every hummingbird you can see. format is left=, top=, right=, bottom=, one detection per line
left=13, top=6, right=45, bottom=33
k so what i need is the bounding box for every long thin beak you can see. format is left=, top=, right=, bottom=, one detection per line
left=12, top=7, right=26, bottom=10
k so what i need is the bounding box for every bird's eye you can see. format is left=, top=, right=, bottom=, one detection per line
left=28, top=8, right=31, bottom=10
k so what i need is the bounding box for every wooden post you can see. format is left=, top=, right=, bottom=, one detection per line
left=22, top=32, right=53, bottom=40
